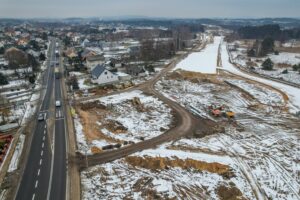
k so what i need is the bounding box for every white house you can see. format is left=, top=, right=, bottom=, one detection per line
left=91, top=64, right=119, bottom=85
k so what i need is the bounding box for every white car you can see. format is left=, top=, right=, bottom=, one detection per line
left=55, top=100, right=61, bottom=107
left=38, top=112, right=47, bottom=121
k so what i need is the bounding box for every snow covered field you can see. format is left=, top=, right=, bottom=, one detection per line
left=78, top=78, right=96, bottom=90
left=75, top=90, right=172, bottom=154
left=80, top=35, right=300, bottom=200
left=81, top=143, right=254, bottom=200
left=174, top=36, right=221, bottom=74
left=221, top=42, right=300, bottom=113
left=229, top=43, right=300, bottom=85
left=268, top=52, right=300, bottom=65
left=157, top=76, right=290, bottom=130
left=152, top=71, right=300, bottom=199
left=173, top=125, right=300, bottom=200
left=226, top=79, right=285, bottom=106
left=8, top=134, right=25, bottom=172
left=80, top=71, right=299, bottom=199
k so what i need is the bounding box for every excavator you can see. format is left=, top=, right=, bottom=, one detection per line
left=209, top=104, right=235, bottom=118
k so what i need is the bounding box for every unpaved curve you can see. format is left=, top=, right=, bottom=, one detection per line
left=78, top=42, right=208, bottom=169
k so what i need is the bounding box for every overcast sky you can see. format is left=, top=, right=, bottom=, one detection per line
left=0, top=0, right=299, bottom=19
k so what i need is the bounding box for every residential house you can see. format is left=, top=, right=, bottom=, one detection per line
left=64, top=48, right=78, bottom=59
left=125, top=65, right=146, bottom=76
left=17, top=38, right=29, bottom=46
left=81, top=49, right=97, bottom=60
left=81, top=39, right=90, bottom=47
left=86, top=54, right=105, bottom=71
left=91, top=64, right=119, bottom=85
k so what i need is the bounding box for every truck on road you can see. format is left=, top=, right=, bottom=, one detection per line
left=55, top=67, right=60, bottom=79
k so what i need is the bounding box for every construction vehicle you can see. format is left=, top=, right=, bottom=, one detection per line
left=209, top=104, right=224, bottom=117
left=211, top=109, right=221, bottom=117
left=223, top=111, right=235, bottom=118
left=208, top=104, right=235, bottom=119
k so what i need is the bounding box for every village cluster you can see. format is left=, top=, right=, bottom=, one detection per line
left=0, top=18, right=300, bottom=200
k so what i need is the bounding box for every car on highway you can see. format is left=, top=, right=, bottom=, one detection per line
left=38, top=112, right=47, bottom=121
left=55, top=100, right=61, bottom=107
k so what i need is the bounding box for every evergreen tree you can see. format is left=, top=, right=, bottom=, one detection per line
left=247, top=49, right=256, bottom=57
left=260, top=37, right=274, bottom=56
left=0, top=47, right=5, bottom=55
left=262, top=58, right=274, bottom=70
left=292, top=64, right=300, bottom=71
left=28, top=54, right=40, bottom=72
left=29, top=74, right=36, bottom=84
left=39, top=53, right=46, bottom=61
left=0, top=73, right=8, bottom=85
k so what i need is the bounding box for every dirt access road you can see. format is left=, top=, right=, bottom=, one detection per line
left=77, top=42, right=210, bottom=169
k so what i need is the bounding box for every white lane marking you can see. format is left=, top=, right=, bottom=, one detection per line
left=37, top=169, right=40, bottom=176
left=39, top=159, right=43, bottom=165
left=35, top=180, right=39, bottom=188
left=43, top=136, right=45, bottom=141
left=55, top=118, right=65, bottom=121
left=42, top=142, right=45, bottom=148
left=32, top=194, right=35, bottom=200
left=47, top=121, right=56, bottom=200
left=44, top=124, right=47, bottom=129
left=44, top=130, right=46, bottom=134
left=41, top=150, right=44, bottom=156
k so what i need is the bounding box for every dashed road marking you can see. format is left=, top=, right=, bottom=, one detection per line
left=37, top=169, right=40, bottom=176
left=42, top=142, right=44, bottom=148
left=55, top=117, right=65, bottom=121
left=44, top=130, right=46, bottom=134
left=35, top=180, right=39, bottom=188
left=39, top=159, right=43, bottom=165
left=44, top=124, right=47, bottom=129
left=32, top=194, right=35, bottom=200
left=42, top=136, right=45, bottom=141
left=41, top=150, right=44, bottom=156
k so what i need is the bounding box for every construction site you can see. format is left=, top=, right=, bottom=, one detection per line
left=65, top=31, right=300, bottom=200
left=79, top=68, right=300, bottom=200
left=74, top=90, right=173, bottom=154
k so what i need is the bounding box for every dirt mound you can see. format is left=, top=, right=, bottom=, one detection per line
left=77, top=108, right=119, bottom=143
left=91, top=146, right=102, bottom=154
left=191, top=118, right=225, bottom=138
left=168, top=70, right=223, bottom=84
left=217, top=184, right=246, bottom=200
left=131, top=97, right=145, bottom=112
left=79, top=101, right=106, bottom=110
left=104, top=120, right=127, bottom=133
left=167, top=71, right=184, bottom=80
left=169, top=145, right=227, bottom=156
left=125, top=156, right=234, bottom=178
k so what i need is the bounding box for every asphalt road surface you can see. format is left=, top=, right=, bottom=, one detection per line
left=16, top=39, right=67, bottom=200
left=49, top=59, right=67, bottom=200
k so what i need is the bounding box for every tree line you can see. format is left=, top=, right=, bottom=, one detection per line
left=237, top=24, right=300, bottom=41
